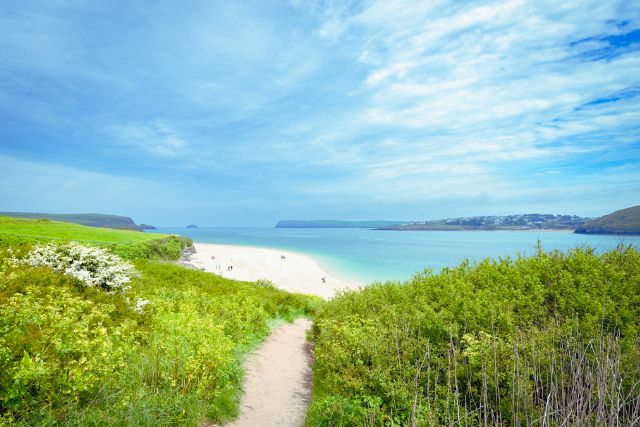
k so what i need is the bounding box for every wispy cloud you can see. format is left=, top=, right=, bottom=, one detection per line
left=108, top=121, right=188, bottom=157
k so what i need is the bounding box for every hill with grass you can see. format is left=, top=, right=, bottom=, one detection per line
left=575, top=205, right=640, bottom=235
left=0, top=211, right=155, bottom=230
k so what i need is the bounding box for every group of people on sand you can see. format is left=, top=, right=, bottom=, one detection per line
left=211, top=255, right=233, bottom=271
left=206, top=253, right=328, bottom=284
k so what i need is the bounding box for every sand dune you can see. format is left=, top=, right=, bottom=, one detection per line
left=186, top=243, right=358, bottom=299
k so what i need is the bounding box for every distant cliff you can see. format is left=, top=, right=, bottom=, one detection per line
left=377, top=214, right=588, bottom=231
left=575, top=205, right=640, bottom=235
left=275, top=220, right=407, bottom=229
left=0, top=212, right=155, bottom=231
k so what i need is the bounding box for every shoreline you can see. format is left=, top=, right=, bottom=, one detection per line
left=184, top=242, right=359, bottom=299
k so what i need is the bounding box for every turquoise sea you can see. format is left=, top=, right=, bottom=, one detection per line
left=149, top=228, right=640, bottom=284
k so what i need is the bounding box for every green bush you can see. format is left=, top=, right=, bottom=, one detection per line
left=110, top=236, right=193, bottom=261
left=307, top=245, right=640, bottom=426
left=0, top=263, right=142, bottom=424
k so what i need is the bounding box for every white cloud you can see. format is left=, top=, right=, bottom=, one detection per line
left=108, top=121, right=187, bottom=157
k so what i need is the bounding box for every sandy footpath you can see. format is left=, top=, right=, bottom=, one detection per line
left=225, top=319, right=312, bottom=427
left=187, top=243, right=358, bottom=299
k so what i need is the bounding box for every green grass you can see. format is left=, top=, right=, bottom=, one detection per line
left=0, top=216, right=168, bottom=244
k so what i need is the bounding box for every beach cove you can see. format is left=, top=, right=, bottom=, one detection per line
left=184, top=242, right=358, bottom=299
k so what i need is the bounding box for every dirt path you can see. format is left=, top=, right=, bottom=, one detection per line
left=225, top=318, right=313, bottom=427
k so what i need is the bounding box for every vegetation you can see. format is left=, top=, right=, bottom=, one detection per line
left=575, top=205, right=640, bottom=235
left=3, top=214, right=639, bottom=425
left=0, top=216, right=190, bottom=262
left=0, top=220, right=321, bottom=425
left=0, top=212, right=154, bottom=230
left=307, top=245, right=640, bottom=426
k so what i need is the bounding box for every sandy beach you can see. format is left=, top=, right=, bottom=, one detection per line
left=186, top=242, right=358, bottom=299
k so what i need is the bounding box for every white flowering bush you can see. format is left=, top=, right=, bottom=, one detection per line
left=21, top=242, right=137, bottom=292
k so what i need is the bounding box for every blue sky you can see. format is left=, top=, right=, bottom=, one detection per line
left=1, top=0, right=639, bottom=226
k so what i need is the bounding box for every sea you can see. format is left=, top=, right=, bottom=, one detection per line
left=148, top=227, right=640, bottom=285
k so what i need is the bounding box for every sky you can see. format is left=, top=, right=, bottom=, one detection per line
left=1, top=0, right=639, bottom=226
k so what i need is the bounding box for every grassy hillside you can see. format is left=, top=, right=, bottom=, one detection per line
left=0, top=216, right=164, bottom=244
left=0, top=212, right=153, bottom=230
left=307, top=245, right=640, bottom=426
left=575, top=205, right=640, bottom=235
left=0, top=218, right=320, bottom=425
left=0, top=215, right=191, bottom=261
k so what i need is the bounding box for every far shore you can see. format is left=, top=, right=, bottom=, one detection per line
left=184, top=242, right=359, bottom=299
left=375, top=227, right=576, bottom=232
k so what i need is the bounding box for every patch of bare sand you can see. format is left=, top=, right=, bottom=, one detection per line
left=187, top=243, right=358, bottom=299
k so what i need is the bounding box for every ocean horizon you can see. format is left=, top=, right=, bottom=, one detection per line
left=149, top=227, right=640, bottom=284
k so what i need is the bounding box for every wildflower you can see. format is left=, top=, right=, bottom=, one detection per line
left=134, top=298, right=151, bottom=313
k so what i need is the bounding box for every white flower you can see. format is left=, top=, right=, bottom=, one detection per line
left=134, top=298, right=151, bottom=314
left=20, top=242, right=137, bottom=293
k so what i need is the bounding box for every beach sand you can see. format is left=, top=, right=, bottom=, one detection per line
left=186, top=243, right=358, bottom=299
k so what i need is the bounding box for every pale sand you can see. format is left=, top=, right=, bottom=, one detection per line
left=225, top=319, right=312, bottom=427
left=187, top=242, right=358, bottom=299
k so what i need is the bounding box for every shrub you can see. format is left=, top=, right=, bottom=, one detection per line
left=307, top=245, right=640, bottom=426
left=0, top=267, right=141, bottom=423
left=19, top=242, right=136, bottom=293
left=111, top=236, right=193, bottom=261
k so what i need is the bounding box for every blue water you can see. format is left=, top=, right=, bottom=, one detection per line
left=149, top=228, right=640, bottom=284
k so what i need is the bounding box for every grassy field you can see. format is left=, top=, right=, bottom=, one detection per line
left=0, top=217, right=321, bottom=425
left=0, top=216, right=167, bottom=244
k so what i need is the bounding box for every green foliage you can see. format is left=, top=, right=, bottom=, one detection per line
left=110, top=236, right=193, bottom=261
left=0, top=261, right=142, bottom=424
left=307, top=245, right=640, bottom=426
left=0, top=248, right=320, bottom=425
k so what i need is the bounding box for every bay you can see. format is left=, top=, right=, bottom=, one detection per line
left=149, top=227, right=640, bottom=284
